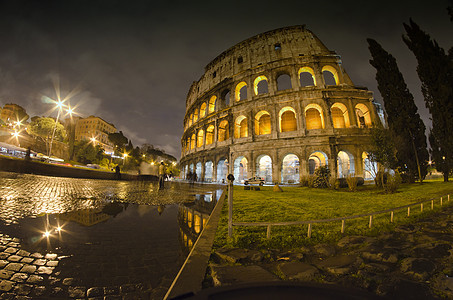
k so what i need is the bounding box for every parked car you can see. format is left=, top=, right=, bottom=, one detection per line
left=244, top=176, right=265, bottom=186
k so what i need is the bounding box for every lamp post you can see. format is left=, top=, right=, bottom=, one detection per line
left=47, top=100, right=64, bottom=161
left=123, top=153, right=128, bottom=165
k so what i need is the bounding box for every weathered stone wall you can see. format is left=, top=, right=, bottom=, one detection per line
left=181, top=25, right=381, bottom=183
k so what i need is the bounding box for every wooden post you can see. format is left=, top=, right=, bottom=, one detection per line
left=369, top=215, right=373, bottom=228
left=390, top=211, right=394, bottom=223
left=307, top=224, right=312, bottom=238
left=441, top=197, right=443, bottom=206
left=420, top=203, right=423, bottom=212
left=448, top=195, right=450, bottom=202
left=266, top=225, right=271, bottom=239
left=407, top=207, right=410, bottom=217
left=341, top=219, right=345, bottom=234
left=431, top=200, right=434, bottom=210
left=228, top=181, right=233, bottom=238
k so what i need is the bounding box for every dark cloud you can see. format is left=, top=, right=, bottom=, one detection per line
left=0, top=0, right=452, bottom=157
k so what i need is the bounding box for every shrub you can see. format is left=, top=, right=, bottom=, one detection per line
left=313, top=166, right=330, bottom=188
left=375, top=171, right=388, bottom=188
left=384, top=172, right=402, bottom=193
left=299, top=175, right=310, bottom=187
left=346, top=175, right=358, bottom=192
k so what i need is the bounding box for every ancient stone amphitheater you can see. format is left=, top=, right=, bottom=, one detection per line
left=180, top=25, right=384, bottom=184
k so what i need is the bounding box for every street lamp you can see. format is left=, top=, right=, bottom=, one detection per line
left=123, top=153, right=128, bottom=165
left=47, top=100, right=65, bottom=161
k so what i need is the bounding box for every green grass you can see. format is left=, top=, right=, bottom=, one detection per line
left=213, top=179, right=453, bottom=249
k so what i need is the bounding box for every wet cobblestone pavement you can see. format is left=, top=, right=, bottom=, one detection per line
left=0, top=172, right=223, bottom=299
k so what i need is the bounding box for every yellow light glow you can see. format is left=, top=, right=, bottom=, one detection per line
left=43, top=231, right=50, bottom=238
left=253, top=76, right=268, bottom=96
left=56, top=226, right=62, bottom=232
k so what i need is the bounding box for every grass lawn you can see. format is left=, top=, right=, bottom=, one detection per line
left=213, top=179, right=453, bottom=249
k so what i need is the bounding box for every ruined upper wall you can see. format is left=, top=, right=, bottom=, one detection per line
left=186, top=25, right=346, bottom=106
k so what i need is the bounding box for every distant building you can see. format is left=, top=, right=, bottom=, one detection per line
left=74, top=116, right=117, bottom=154
left=0, top=104, right=28, bottom=125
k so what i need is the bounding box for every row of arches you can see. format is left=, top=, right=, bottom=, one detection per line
left=183, top=102, right=372, bottom=151
left=182, top=151, right=376, bottom=184
left=185, top=64, right=342, bottom=130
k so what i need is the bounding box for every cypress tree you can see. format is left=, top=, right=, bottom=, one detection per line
left=367, top=38, right=429, bottom=182
left=403, top=19, right=453, bottom=182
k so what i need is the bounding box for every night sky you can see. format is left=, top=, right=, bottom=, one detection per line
left=0, top=0, right=452, bottom=158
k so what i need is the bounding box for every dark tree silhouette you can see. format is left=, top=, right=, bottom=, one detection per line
left=367, top=38, right=429, bottom=182
left=403, top=19, right=453, bottom=181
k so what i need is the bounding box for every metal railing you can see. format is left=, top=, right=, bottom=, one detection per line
left=231, top=194, right=451, bottom=239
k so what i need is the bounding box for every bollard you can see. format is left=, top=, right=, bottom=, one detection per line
left=341, top=219, right=345, bottom=234
left=431, top=200, right=434, bottom=210
left=369, top=215, right=373, bottom=228
left=266, top=225, right=271, bottom=239
left=421, top=203, right=423, bottom=212
left=307, top=224, right=312, bottom=238
left=441, top=197, right=443, bottom=206
left=407, top=207, right=410, bottom=217
left=390, top=211, right=394, bottom=223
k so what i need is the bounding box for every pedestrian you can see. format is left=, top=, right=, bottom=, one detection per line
left=115, top=165, right=121, bottom=180
left=159, top=162, right=166, bottom=189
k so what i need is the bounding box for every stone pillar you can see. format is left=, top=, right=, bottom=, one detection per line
left=348, top=98, right=358, bottom=127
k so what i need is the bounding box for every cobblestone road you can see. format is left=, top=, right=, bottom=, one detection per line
left=0, top=172, right=223, bottom=299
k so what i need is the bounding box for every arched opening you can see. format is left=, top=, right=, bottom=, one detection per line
left=281, top=154, right=300, bottom=183
left=190, top=133, right=195, bottom=149
left=196, top=129, right=204, bottom=148
left=235, top=82, right=247, bottom=101
left=208, top=96, right=216, bottom=114
left=188, top=113, right=193, bottom=126
left=194, top=214, right=202, bottom=234
left=331, top=103, right=350, bottom=128
left=322, top=65, right=339, bottom=85
left=254, top=111, right=271, bottom=135
left=189, top=163, right=194, bottom=172
left=277, top=73, right=292, bottom=91
left=279, top=107, right=297, bottom=132
left=362, top=152, right=377, bottom=180
left=337, top=151, right=355, bottom=178
left=305, top=104, right=324, bottom=130
left=206, top=125, right=214, bottom=145
left=186, top=137, right=190, bottom=152
left=193, top=108, right=199, bottom=123
left=195, top=162, right=202, bottom=181
left=204, top=161, right=213, bottom=182
left=218, top=120, right=229, bottom=142
left=298, top=67, right=316, bottom=86
left=217, top=159, right=228, bottom=183
left=254, top=76, right=268, bottom=95
left=200, top=103, right=207, bottom=118
left=222, top=89, right=231, bottom=107
left=355, top=103, right=372, bottom=128
left=308, top=151, right=328, bottom=175
left=256, top=155, right=272, bottom=183
left=234, top=115, right=248, bottom=138
left=233, top=156, right=248, bottom=183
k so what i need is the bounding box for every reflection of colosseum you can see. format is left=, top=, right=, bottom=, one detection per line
left=180, top=25, right=384, bottom=184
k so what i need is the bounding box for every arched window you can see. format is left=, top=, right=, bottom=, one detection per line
left=308, top=151, right=328, bottom=175
left=281, top=154, right=300, bottom=183
left=305, top=104, right=324, bottom=130
left=197, top=129, right=204, bottom=148
left=206, top=125, right=214, bottom=145
left=217, top=159, right=228, bottom=182
left=254, top=76, right=268, bottom=95
left=277, top=74, right=292, bottom=91
left=222, top=89, right=231, bottom=107
left=234, top=156, right=248, bottom=183
left=218, top=120, right=229, bottom=142
left=254, top=111, right=271, bottom=135
left=234, top=116, right=248, bottom=138
left=256, top=155, right=272, bottom=183
left=279, top=107, right=297, bottom=132
left=337, top=151, right=355, bottom=178
left=190, top=133, right=195, bottom=149
left=200, top=103, right=207, bottom=118
left=204, top=161, right=213, bottom=182
left=322, top=65, right=339, bottom=85
left=188, top=113, right=193, bottom=126
left=186, top=137, right=190, bottom=151
left=331, top=103, right=350, bottom=128
left=193, top=108, right=199, bottom=123
left=355, top=103, right=372, bottom=128
left=235, top=82, right=247, bottom=101
left=298, top=67, right=316, bottom=86
left=208, top=96, right=216, bottom=114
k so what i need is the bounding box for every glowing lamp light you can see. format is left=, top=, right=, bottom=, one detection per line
left=43, top=231, right=51, bottom=238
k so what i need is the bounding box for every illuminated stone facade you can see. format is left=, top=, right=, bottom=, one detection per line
left=180, top=26, right=384, bottom=184
left=74, top=116, right=117, bottom=154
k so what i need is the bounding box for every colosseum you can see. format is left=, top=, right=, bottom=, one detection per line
left=180, top=25, right=384, bottom=184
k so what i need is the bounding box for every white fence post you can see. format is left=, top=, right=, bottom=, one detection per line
left=341, top=219, right=345, bottom=234
left=266, top=225, right=271, bottom=239
left=390, top=211, right=394, bottom=223
left=307, top=224, right=312, bottom=238
left=369, top=215, right=373, bottom=228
